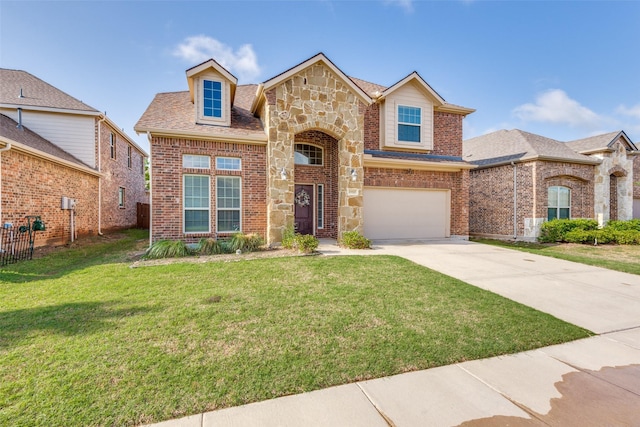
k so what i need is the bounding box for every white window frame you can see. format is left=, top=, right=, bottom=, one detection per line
left=183, top=154, right=211, bottom=169
left=317, top=184, right=324, bottom=229
left=397, top=104, right=422, bottom=143
left=118, top=187, right=125, bottom=208
left=110, top=132, right=116, bottom=159
left=197, top=76, right=226, bottom=125
left=216, top=176, right=242, bottom=233
left=183, top=175, right=211, bottom=234
left=216, top=157, right=242, bottom=171
left=547, top=186, right=571, bottom=221
left=127, top=145, right=132, bottom=168
left=294, top=143, right=324, bottom=166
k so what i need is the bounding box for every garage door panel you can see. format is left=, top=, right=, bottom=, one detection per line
left=363, top=188, right=450, bottom=240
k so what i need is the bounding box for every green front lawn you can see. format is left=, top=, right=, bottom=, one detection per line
left=1, top=230, right=591, bottom=426
left=473, top=238, right=640, bottom=275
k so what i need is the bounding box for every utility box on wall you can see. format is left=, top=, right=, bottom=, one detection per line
left=61, top=197, right=76, bottom=210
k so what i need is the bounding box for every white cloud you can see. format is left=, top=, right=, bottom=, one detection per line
left=616, top=104, right=640, bottom=119
left=173, top=36, right=260, bottom=82
left=513, top=89, right=601, bottom=128
left=384, top=0, right=414, bottom=13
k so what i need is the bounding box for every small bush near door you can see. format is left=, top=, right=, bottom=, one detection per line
left=340, top=231, right=371, bottom=249
left=281, top=226, right=319, bottom=253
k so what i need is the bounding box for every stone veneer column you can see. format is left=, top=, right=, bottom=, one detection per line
left=264, top=63, right=365, bottom=243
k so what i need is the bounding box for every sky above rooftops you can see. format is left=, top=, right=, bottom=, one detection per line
left=1, top=0, right=638, bottom=153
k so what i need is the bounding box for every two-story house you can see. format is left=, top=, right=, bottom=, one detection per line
left=0, top=68, right=148, bottom=247
left=135, top=53, right=474, bottom=244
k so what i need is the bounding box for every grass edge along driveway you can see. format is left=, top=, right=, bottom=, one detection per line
left=0, top=230, right=592, bottom=426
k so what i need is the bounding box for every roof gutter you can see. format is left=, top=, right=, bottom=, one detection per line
left=134, top=127, right=268, bottom=145
left=146, top=131, right=153, bottom=249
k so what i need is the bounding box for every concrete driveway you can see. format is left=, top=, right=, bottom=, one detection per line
left=375, top=239, right=640, bottom=334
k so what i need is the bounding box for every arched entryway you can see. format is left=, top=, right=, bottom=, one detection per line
left=293, top=130, right=339, bottom=238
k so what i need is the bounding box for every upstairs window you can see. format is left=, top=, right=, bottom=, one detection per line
left=109, top=132, right=116, bottom=158
left=203, top=79, right=222, bottom=118
left=216, top=157, right=241, bottom=171
left=294, top=144, right=323, bottom=165
left=183, top=154, right=210, bottom=169
left=127, top=145, right=132, bottom=168
left=548, top=186, right=570, bottom=221
left=397, top=105, right=421, bottom=143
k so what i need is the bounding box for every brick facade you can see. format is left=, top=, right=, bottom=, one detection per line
left=1, top=149, right=99, bottom=247
left=150, top=136, right=267, bottom=243
left=469, top=160, right=594, bottom=239
left=98, top=120, right=148, bottom=232
left=432, top=112, right=464, bottom=157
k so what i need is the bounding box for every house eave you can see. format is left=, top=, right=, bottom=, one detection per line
left=364, top=154, right=476, bottom=172
left=471, top=155, right=600, bottom=170
left=0, top=137, right=102, bottom=177
left=100, top=114, right=149, bottom=157
left=0, top=103, right=100, bottom=117
left=135, top=127, right=268, bottom=145
left=435, top=104, right=476, bottom=116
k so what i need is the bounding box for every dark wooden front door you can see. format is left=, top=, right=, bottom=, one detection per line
left=294, top=184, right=314, bottom=235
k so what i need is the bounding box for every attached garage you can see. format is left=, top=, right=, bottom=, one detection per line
left=363, top=187, right=450, bottom=240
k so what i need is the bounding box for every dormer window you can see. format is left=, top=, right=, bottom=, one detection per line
left=398, top=105, right=421, bottom=143
left=203, top=80, right=222, bottom=118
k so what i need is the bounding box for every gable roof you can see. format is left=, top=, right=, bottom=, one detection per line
left=0, top=69, right=98, bottom=114
left=134, top=85, right=265, bottom=142
left=565, top=130, right=638, bottom=154
left=185, top=58, right=238, bottom=104
left=250, top=53, right=372, bottom=113
left=463, top=129, right=600, bottom=167
left=0, top=113, right=98, bottom=173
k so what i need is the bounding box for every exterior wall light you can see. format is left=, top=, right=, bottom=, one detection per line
left=280, top=167, right=287, bottom=180
left=351, top=169, right=357, bottom=182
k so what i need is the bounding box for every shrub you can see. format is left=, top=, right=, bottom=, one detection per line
left=292, top=234, right=319, bottom=253
left=613, top=229, right=640, bottom=245
left=607, top=219, right=640, bottom=232
left=539, top=219, right=598, bottom=243
left=145, top=240, right=192, bottom=259
left=229, top=233, right=264, bottom=253
left=197, top=238, right=228, bottom=255
left=281, top=226, right=296, bottom=250
left=340, top=231, right=371, bottom=249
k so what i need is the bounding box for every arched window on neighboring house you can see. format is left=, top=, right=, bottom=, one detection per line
left=548, top=186, right=571, bottom=220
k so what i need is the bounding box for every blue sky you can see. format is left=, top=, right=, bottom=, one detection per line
left=1, top=0, right=639, bottom=153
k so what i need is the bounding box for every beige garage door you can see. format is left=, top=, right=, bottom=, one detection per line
left=363, top=187, right=450, bottom=240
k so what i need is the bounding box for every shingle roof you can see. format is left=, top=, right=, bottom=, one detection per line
left=463, top=129, right=599, bottom=166
left=349, top=77, right=387, bottom=96
left=0, top=113, right=92, bottom=168
left=135, top=85, right=264, bottom=139
left=564, top=131, right=637, bottom=153
left=0, top=69, right=98, bottom=113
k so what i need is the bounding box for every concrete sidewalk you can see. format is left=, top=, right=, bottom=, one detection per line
left=147, top=240, right=640, bottom=426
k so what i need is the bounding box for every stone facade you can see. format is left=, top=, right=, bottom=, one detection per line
left=1, top=149, right=99, bottom=247
left=263, top=63, right=365, bottom=242
left=590, top=140, right=635, bottom=223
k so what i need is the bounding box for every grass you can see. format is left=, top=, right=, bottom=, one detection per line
left=473, top=238, right=640, bottom=275
left=1, top=230, right=591, bottom=426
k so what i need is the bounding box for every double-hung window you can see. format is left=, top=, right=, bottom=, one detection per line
left=397, top=105, right=421, bottom=143
left=203, top=79, right=222, bottom=118
left=548, top=186, right=570, bottom=221
left=216, top=176, right=241, bottom=232
left=184, top=175, right=210, bottom=233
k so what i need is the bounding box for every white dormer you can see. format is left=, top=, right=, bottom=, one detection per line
left=186, top=59, right=238, bottom=127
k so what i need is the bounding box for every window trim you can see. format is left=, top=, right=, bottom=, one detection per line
left=215, top=157, right=242, bottom=171
left=216, top=176, right=242, bottom=233
left=294, top=143, right=324, bottom=166
left=183, top=154, right=211, bottom=170
left=109, top=132, right=116, bottom=159
left=547, top=185, right=571, bottom=221
left=127, top=145, right=132, bottom=168
left=397, top=104, right=422, bottom=143
left=118, top=187, right=125, bottom=208
left=317, top=184, right=324, bottom=229
left=197, top=76, right=226, bottom=125
left=183, top=174, right=211, bottom=234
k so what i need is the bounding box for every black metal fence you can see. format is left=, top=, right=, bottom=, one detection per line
left=0, top=216, right=45, bottom=266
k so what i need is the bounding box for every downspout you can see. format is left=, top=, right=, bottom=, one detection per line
left=97, top=115, right=107, bottom=236
left=0, top=143, right=12, bottom=225
left=146, top=131, right=153, bottom=248
left=511, top=161, right=517, bottom=239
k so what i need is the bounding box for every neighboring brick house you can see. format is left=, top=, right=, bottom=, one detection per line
left=135, top=53, right=475, bottom=244
left=0, top=69, right=149, bottom=247
left=463, top=129, right=637, bottom=240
